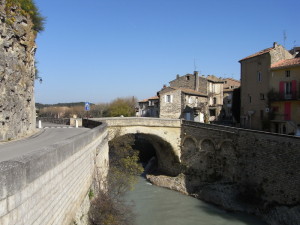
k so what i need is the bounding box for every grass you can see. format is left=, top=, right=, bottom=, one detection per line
left=5, top=0, right=45, bottom=33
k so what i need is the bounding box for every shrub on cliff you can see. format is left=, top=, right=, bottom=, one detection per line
left=89, top=134, right=143, bottom=225
left=5, top=0, right=45, bottom=33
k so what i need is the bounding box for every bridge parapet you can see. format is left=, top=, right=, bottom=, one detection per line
left=91, top=117, right=181, bottom=128
left=0, top=124, right=109, bottom=225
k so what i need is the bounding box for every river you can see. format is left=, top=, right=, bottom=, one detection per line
left=125, top=177, right=267, bottom=225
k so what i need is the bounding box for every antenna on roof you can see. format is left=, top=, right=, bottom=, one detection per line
left=283, top=30, right=287, bottom=47
left=194, top=58, right=197, bottom=71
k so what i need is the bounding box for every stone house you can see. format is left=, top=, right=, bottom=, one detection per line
left=222, top=78, right=240, bottom=120
left=168, top=71, right=224, bottom=121
left=158, top=86, right=208, bottom=122
left=137, top=96, right=159, bottom=117
left=269, top=56, right=300, bottom=134
left=239, top=42, right=293, bottom=130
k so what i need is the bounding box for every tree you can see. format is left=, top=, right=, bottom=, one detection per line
left=106, top=97, right=137, bottom=117
left=89, top=134, right=143, bottom=225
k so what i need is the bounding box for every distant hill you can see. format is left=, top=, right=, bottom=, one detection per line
left=36, top=102, right=94, bottom=109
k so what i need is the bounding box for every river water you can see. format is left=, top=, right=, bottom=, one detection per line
left=125, top=177, right=266, bottom=225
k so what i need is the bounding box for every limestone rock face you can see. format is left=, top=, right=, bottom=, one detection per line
left=0, top=0, right=37, bottom=141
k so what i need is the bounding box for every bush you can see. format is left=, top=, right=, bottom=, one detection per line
left=6, top=0, right=45, bottom=33
left=89, top=134, right=143, bottom=225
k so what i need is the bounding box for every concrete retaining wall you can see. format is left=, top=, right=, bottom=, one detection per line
left=0, top=124, right=109, bottom=225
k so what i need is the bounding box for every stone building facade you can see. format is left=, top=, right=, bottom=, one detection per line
left=222, top=78, right=240, bottom=120
left=158, top=86, right=207, bottom=121
left=239, top=42, right=293, bottom=130
left=167, top=71, right=224, bottom=122
left=137, top=96, right=159, bottom=117
left=0, top=1, right=37, bottom=141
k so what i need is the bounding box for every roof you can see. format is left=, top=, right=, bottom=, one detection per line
left=222, top=77, right=240, bottom=83
left=165, top=87, right=207, bottom=97
left=270, top=57, right=300, bottom=70
left=148, top=96, right=159, bottom=100
left=239, top=47, right=273, bottom=62
left=223, top=88, right=238, bottom=92
left=206, top=75, right=223, bottom=83
left=138, top=96, right=159, bottom=103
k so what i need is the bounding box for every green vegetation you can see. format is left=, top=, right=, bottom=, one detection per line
left=5, top=0, right=45, bottom=33
left=89, top=134, right=143, bottom=225
left=106, top=97, right=137, bottom=117
left=36, top=97, right=137, bottom=118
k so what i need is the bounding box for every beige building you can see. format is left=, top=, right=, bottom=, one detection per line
left=269, top=57, right=300, bottom=134
left=239, top=42, right=293, bottom=130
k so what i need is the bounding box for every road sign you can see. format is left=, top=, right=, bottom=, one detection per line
left=85, top=102, right=90, bottom=111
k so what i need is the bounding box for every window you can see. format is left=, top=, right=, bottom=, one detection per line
left=209, top=109, right=216, bottom=116
left=285, top=70, right=290, bottom=78
left=186, top=76, right=190, bottom=80
left=165, top=95, right=172, bottom=103
left=213, top=97, right=217, bottom=105
left=282, top=82, right=293, bottom=99
left=260, top=93, right=265, bottom=100
left=249, top=95, right=252, bottom=103
left=257, top=71, right=262, bottom=82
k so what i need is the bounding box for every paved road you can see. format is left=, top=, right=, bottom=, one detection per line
left=0, top=127, right=90, bottom=163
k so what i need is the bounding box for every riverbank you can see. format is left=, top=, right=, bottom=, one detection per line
left=146, top=173, right=300, bottom=225
left=126, top=176, right=267, bottom=225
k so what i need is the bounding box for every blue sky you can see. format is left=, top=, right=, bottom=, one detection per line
left=34, top=0, right=300, bottom=104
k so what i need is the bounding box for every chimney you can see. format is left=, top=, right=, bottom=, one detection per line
left=176, top=74, right=180, bottom=79
left=163, top=84, right=166, bottom=88
left=194, top=71, right=199, bottom=91
left=273, top=42, right=278, bottom=48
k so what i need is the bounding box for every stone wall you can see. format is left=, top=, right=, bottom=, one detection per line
left=159, top=88, right=183, bottom=119
left=180, top=120, right=300, bottom=224
left=0, top=124, right=109, bottom=225
left=0, top=0, right=37, bottom=141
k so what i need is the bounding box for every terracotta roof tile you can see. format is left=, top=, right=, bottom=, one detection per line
left=239, top=47, right=273, bottom=62
left=206, top=75, right=223, bottom=83
left=271, top=57, right=300, bottom=69
left=148, top=96, right=159, bottom=100
left=138, top=96, right=159, bottom=103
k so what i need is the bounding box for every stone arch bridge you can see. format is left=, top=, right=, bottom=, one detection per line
left=90, top=117, right=182, bottom=175
left=1, top=117, right=299, bottom=224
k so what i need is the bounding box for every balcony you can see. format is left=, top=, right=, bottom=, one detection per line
left=268, top=90, right=299, bottom=101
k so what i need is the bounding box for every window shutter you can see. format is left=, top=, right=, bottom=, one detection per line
left=284, top=102, right=291, bottom=121
left=292, top=80, right=297, bottom=99
left=164, top=95, right=167, bottom=103
left=170, top=95, right=173, bottom=103
left=279, top=81, right=285, bottom=98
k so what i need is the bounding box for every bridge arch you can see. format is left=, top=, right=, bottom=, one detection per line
left=95, top=118, right=182, bottom=176
left=109, top=132, right=180, bottom=176
left=199, top=138, right=216, bottom=152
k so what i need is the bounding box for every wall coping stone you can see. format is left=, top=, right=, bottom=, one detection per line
left=91, top=117, right=182, bottom=128
left=183, top=120, right=300, bottom=140
left=0, top=123, right=107, bottom=200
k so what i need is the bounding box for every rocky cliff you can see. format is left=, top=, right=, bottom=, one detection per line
left=0, top=0, right=37, bottom=141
